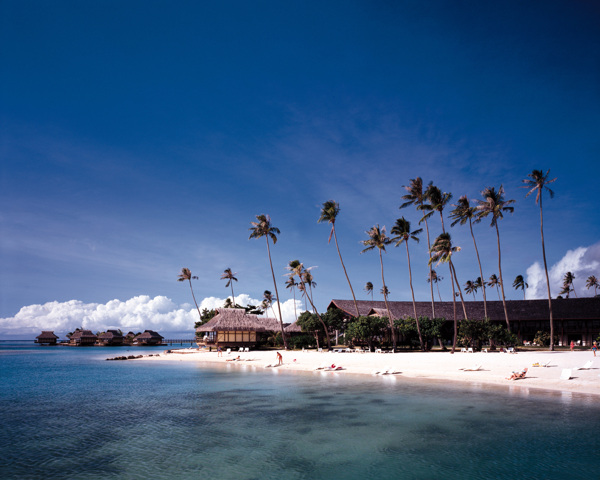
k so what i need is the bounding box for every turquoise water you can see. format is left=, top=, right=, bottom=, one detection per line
left=1, top=342, right=599, bottom=480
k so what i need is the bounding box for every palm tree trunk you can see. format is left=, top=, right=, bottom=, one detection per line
left=495, top=223, right=511, bottom=332
left=436, top=283, right=442, bottom=302
left=333, top=227, right=361, bottom=318
left=265, top=237, right=288, bottom=349
left=424, top=218, right=436, bottom=319
left=469, top=219, right=488, bottom=318
left=379, top=249, right=396, bottom=351
left=539, top=196, right=554, bottom=350
left=230, top=284, right=236, bottom=307
left=305, top=289, right=331, bottom=349
left=406, top=243, right=424, bottom=351
left=449, top=261, right=457, bottom=353
left=188, top=280, right=202, bottom=320
left=450, top=262, right=468, bottom=320
left=292, top=286, right=298, bottom=322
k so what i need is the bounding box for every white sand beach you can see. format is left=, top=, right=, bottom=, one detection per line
left=138, top=347, right=600, bottom=397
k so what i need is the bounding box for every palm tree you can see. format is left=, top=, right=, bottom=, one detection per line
left=513, top=275, right=529, bottom=300
left=475, top=186, right=515, bottom=332
left=420, top=184, right=453, bottom=232
left=391, top=217, right=425, bottom=351
left=285, top=276, right=298, bottom=321
left=563, top=272, right=577, bottom=298
left=450, top=195, right=488, bottom=318
left=364, top=281, right=374, bottom=301
left=427, top=270, right=443, bottom=301
left=400, top=177, right=437, bottom=320
left=522, top=169, right=557, bottom=350
left=464, top=280, right=478, bottom=300
left=488, top=274, right=501, bottom=300
left=380, top=285, right=390, bottom=297
left=220, top=268, right=238, bottom=306
left=586, top=275, right=599, bottom=296
left=177, top=268, right=202, bottom=320
left=429, top=232, right=467, bottom=352
left=261, top=290, right=279, bottom=321
left=249, top=214, right=288, bottom=349
left=361, top=225, right=396, bottom=350
left=295, top=264, right=332, bottom=349
left=318, top=200, right=360, bottom=318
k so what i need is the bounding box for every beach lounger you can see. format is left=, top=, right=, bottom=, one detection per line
left=483, top=348, right=488, bottom=353
left=560, top=368, right=573, bottom=380
left=577, top=361, right=593, bottom=370
left=318, top=348, right=323, bottom=353
left=238, top=347, right=244, bottom=352
left=226, top=348, right=231, bottom=355
left=507, top=347, right=516, bottom=354
left=380, top=365, right=400, bottom=375
left=375, top=348, right=383, bottom=353
left=244, top=347, right=250, bottom=352
left=467, top=348, right=474, bottom=353
left=461, top=348, right=468, bottom=353
left=532, top=360, right=551, bottom=367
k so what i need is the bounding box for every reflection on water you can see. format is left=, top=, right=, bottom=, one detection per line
left=1, top=341, right=599, bottom=480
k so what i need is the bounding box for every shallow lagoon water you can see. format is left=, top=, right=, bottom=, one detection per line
left=1, top=342, right=599, bottom=479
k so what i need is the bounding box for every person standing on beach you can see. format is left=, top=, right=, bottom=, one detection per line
left=592, top=343, right=597, bottom=357
left=570, top=341, right=574, bottom=352
left=217, top=346, right=222, bottom=357
left=276, top=351, right=283, bottom=365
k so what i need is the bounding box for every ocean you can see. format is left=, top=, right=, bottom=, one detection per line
left=1, top=341, right=599, bottom=480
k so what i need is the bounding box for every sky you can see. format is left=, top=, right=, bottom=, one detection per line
left=1, top=0, right=599, bottom=338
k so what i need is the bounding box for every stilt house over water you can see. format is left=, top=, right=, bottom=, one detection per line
left=196, top=308, right=281, bottom=349
left=35, top=331, right=59, bottom=345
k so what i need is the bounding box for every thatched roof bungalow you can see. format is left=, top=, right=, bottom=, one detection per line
left=68, top=329, right=97, bottom=346
left=97, top=330, right=124, bottom=346
left=35, top=331, right=59, bottom=345
left=134, top=330, right=164, bottom=345
left=328, top=297, right=600, bottom=346
left=196, top=308, right=281, bottom=347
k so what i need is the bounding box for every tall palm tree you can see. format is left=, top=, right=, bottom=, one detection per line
left=380, top=285, right=390, bottom=297
left=285, top=276, right=298, bottom=321
left=318, top=200, right=360, bottom=318
left=475, top=186, right=515, bottom=332
left=420, top=184, right=453, bottom=233
left=361, top=225, right=396, bottom=350
left=220, top=268, right=238, bottom=306
left=429, top=232, right=467, bottom=353
left=428, top=270, right=443, bottom=301
left=522, top=169, right=557, bottom=350
left=177, top=268, right=202, bottom=320
left=294, top=264, right=332, bottom=349
left=261, top=290, right=279, bottom=321
left=392, top=217, right=425, bottom=351
left=563, top=272, right=577, bottom=298
left=488, top=274, right=501, bottom=300
left=450, top=195, right=488, bottom=318
left=364, top=281, right=374, bottom=301
left=586, top=275, right=599, bottom=296
left=513, top=275, right=529, bottom=300
left=249, top=214, right=288, bottom=349
left=464, top=280, right=478, bottom=300
left=401, top=177, right=437, bottom=320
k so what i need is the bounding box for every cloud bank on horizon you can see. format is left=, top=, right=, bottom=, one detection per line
left=526, top=242, right=600, bottom=300
left=0, top=293, right=302, bottom=338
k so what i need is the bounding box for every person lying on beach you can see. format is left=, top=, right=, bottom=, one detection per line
left=226, top=356, right=241, bottom=362
left=505, top=368, right=527, bottom=380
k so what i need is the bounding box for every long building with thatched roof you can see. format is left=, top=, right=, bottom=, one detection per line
left=196, top=308, right=282, bottom=348
left=328, top=297, right=600, bottom=346
left=35, top=331, right=59, bottom=345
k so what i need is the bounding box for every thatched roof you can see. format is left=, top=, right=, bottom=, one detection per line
left=98, top=330, right=124, bottom=340
left=284, top=322, right=303, bottom=333
left=329, top=297, right=600, bottom=322
left=196, top=308, right=281, bottom=332
left=36, top=331, right=59, bottom=340
left=69, top=329, right=97, bottom=340
left=135, top=330, right=164, bottom=340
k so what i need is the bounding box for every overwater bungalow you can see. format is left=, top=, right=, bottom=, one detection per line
left=68, top=329, right=98, bottom=346
left=134, top=330, right=164, bottom=345
left=328, top=297, right=600, bottom=346
left=196, top=308, right=281, bottom=349
left=35, top=331, right=59, bottom=345
left=97, top=330, right=124, bottom=346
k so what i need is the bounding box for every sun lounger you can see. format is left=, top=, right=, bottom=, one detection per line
left=244, top=347, right=249, bottom=352
left=560, top=368, right=573, bottom=380
left=225, top=348, right=231, bottom=355
left=461, top=348, right=468, bottom=353
left=507, top=347, right=516, bottom=354
left=577, top=360, right=593, bottom=370
left=318, top=348, right=323, bottom=353
left=532, top=360, right=551, bottom=367
left=379, top=365, right=400, bottom=375
left=375, top=348, right=383, bottom=353
left=483, top=348, right=488, bottom=353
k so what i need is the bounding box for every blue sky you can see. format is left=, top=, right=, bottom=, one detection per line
left=1, top=1, right=599, bottom=337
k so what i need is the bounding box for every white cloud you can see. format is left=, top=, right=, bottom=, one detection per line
left=0, top=293, right=304, bottom=338
left=526, top=242, right=600, bottom=299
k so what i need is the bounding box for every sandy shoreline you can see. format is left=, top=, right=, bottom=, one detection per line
left=136, top=348, right=600, bottom=397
